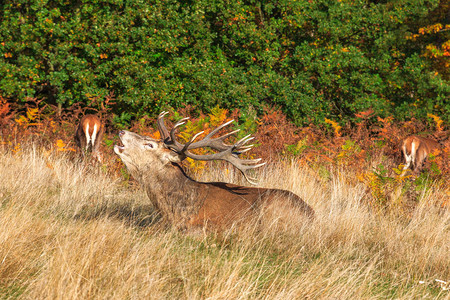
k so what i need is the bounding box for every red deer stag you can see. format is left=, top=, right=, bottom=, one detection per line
left=401, top=135, right=440, bottom=175
left=75, top=114, right=105, bottom=163
left=114, top=112, right=314, bottom=229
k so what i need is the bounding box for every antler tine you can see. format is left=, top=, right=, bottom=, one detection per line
left=185, top=120, right=240, bottom=152
left=159, top=113, right=265, bottom=184
left=204, top=119, right=235, bottom=139
left=212, top=129, right=241, bottom=141
left=234, top=135, right=254, bottom=147
left=183, top=150, right=266, bottom=184
left=173, top=117, right=190, bottom=128
left=242, top=167, right=266, bottom=185
left=181, top=130, right=205, bottom=152
left=244, top=176, right=258, bottom=186
left=232, top=135, right=256, bottom=154
left=168, top=117, right=190, bottom=148
left=157, top=111, right=170, bottom=141
left=237, top=146, right=254, bottom=154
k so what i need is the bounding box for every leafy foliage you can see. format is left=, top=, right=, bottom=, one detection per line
left=0, top=96, right=13, bottom=126
left=0, top=0, right=448, bottom=125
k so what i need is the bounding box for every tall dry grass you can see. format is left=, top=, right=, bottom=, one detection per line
left=0, top=144, right=449, bottom=299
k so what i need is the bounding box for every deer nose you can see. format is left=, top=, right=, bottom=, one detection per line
left=119, top=130, right=125, bottom=137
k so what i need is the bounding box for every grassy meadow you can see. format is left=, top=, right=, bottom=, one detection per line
left=0, top=142, right=449, bottom=299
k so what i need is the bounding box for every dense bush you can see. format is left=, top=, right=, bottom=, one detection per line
left=0, top=0, right=448, bottom=125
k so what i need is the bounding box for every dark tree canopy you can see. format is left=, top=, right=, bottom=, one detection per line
left=1, top=0, right=448, bottom=125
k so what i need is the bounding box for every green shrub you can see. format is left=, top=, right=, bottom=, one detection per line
left=0, top=0, right=448, bottom=125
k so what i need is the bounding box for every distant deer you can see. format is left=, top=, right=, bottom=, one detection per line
left=75, top=114, right=105, bottom=163
left=114, top=112, right=314, bottom=229
left=401, top=135, right=440, bottom=175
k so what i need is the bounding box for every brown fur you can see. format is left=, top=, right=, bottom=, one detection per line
left=401, top=135, right=440, bottom=173
left=114, top=130, right=314, bottom=230
left=75, top=114, right=105, bottom=162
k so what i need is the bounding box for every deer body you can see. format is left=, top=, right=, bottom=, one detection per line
left=140, top=161, right=312, bottom=228
left=401, top=135, right=440, bottom=173
left=75, top=114, right=104, bottom=162
left=114, top=114, right=314, bottom=229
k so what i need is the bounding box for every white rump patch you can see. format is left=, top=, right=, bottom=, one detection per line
left=91, top=124, right=98, bottom=148
left=84, top=123, right=91, bottom=150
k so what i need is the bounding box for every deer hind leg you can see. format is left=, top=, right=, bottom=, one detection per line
left=403, top=141, right=416, bottom=170
left=401, top=141, right=417, bottom=176
left=84, top=123, right=91, bottom=152
left=91, top=124, right=104, bottom=163
left=402, top=146, right=412, bottom=174
left=91, top=124, right=98, bottom=151
left=403, top=151, right=412, bottom=171
left=413, top=150, right=426, bottom=173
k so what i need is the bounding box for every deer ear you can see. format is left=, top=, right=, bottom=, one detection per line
left=161, top=150, right=181, bottom=164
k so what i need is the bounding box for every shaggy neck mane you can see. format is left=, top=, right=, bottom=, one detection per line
left=140, top=161, right=204, bottom=227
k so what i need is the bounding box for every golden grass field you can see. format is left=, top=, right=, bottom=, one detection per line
left=0, top=143, right=449, bottom=299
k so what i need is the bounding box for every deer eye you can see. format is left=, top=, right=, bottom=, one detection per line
left=144, top=143, right=155, bottom=149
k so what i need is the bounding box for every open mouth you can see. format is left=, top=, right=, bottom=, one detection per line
left=114, top=144, right=125, bottom=153
left=114, top=132, right=126, bottom=154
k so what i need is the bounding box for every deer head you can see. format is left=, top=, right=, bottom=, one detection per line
left=114, top=130, right=182, bottom=175
left=115, top=111, right=265, bottom=184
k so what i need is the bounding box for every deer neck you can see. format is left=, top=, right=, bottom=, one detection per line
left=140, top=162, right=204, bottom=227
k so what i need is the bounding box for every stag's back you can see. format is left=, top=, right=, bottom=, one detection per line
left=181, top=181, right=315, bottom=228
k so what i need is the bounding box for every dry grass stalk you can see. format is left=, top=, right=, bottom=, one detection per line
left=0, top=144, right=448, bottom=299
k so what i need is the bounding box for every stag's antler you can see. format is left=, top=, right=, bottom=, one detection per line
left=157, top=111, right=265, bottom=184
